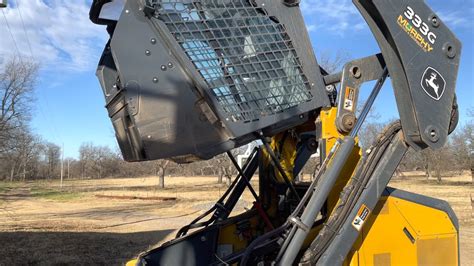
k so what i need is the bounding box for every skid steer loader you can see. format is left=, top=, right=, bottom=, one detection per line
left=90, top=0, right=462, bottom=265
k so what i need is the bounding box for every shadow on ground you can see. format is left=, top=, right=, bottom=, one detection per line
left=0, top=229, right=174, bottom=265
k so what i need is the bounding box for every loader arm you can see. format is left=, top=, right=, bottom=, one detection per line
left=353, top=0, right=461, bottom=150
left=276, top=1, right=461, bottom=264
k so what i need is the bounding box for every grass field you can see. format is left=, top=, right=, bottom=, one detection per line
left=0, top=173, right=472, bottom=265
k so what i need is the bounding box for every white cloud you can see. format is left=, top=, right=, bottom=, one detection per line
left=301, top=0, right=473, bottom=35
left=301, top=0, right=364, bottom=35
left=0, top=1, right=469, bottom=72
left=437, top=8, right=474, bottom=29
left=0, top=0, right=108, bottom=72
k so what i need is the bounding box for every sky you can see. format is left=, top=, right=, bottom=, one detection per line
left=0, top=0, right=473, bottom=158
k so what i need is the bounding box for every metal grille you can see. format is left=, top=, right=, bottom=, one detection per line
left=154, top=0, right=313, bottom=122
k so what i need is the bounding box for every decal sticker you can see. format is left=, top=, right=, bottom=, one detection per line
left=421, top=67, right=446, bottom=101
left=352, top=204, right=371, bottom=231
left=343, top=87, right=356, bottom=112
left=397, top=6, right=437, bottom=52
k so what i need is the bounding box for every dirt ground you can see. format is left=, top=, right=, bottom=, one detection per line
left=0, top=173, right=472, bottom=265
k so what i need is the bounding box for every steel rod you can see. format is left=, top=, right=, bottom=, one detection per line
left=350, top=67, right=389, bottom=137
left=277, top=137, right=356, bottom=266
left=226, top=151, right=259, bottom=201
left=259, top=135, right=301, bottom=201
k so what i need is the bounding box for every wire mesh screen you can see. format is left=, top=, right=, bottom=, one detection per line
left=154, top=0, right=313, bottom=123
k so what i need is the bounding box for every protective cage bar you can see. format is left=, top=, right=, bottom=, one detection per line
left=152, top=0, right=315, bottom=123
left=159, top=1, right=311, bottom=123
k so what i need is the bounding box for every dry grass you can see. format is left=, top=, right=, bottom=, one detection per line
left=0, top=173, right=472, bottom=265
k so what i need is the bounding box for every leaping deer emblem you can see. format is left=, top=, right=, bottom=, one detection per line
left=425, top=73, right=440, bottom=98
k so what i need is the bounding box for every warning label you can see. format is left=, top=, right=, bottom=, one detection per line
left=352, top=204, right=371, bottom=231
left=344, top=87, right=356, bottom=112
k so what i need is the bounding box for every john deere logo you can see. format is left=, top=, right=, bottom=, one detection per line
left=421, top=67, right=446, bottom=101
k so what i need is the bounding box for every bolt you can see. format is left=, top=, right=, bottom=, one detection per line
left=429, top=14, right=440, bottom=28
left=350, top=66, right=361, bottom=79
left=168, top=62, right=174, bottom=68
left=307, top=138, right=318, bottom=152
left=443, top=42, right=456, bottom=59
left=426, top=126, right=440, bottom=143
left=125, top=9, right=130, bottom=14
left=326, top=85, right=336, bottom=92
left=145, top=50, right=151, bottom=56
left=151, top=38, right=157, bottom=45
left=152, top=77, right=159, bottom=83
left=340, top=113, right=357, bottom=133
left=161, top=65, right=167, bottom=71
left=200, top=236, right=206, bottom=242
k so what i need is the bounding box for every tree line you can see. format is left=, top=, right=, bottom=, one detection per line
left=1, top=57, right=472, bottom=186
left=359, top=117, right=474, bottom=183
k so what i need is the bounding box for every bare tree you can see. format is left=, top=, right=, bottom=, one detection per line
left=212, top=154, right=228, bottom=184
left=0, top=57, right=38, bottom=153
left=13, top=129, right=42, bottom=181
left=154, top=160, right=170, bottom=189
left=1, top=127, right=41, bottom=181
left=79, top=143, right=93, bottom=179
left=358, top=121, right=384, bottom=150
left=318, top=50, right=351, bottom=73
left=44, top=142, right=61, bottom=179
left=450, top=124, right=473, bottom=173
left=467, top=108, right=474, bottom=182
left=467, top=107, right=474, bottom=118
left=78, top=143, right=122, bottom=179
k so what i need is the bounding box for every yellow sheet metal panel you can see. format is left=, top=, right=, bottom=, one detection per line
left=392, top=197, right=457, bottom=236
left=373, top=253, right=391, bottom=266
left=358, top=197, right=418, bottom=265
left=417, top=236, right=457, bottom=265
left=346, top=195, right=458, bottom=266
left=321, top=107, right=341, bottom=156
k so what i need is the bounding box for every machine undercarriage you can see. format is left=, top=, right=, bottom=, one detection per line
left=89, top=0, right=462, bottom=265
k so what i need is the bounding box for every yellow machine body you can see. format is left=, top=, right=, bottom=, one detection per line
left=127, top=108, right=459, bottom=265
left=322, top=108, right=458, bottom=265
left=345, top=194, right=459, bottom=266
left=219, top=108, right=459, bottom=265
left=215, top=108, right=459, bottom=265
